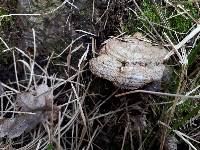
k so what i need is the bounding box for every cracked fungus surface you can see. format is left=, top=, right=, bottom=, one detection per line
left=89, top=35, right=168, bottom=90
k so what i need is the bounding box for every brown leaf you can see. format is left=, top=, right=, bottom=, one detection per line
left=0, top=118, right=15, bottom=138
left=16, top=84, right=52, bottom=111
left=0, top=83, right=55, bottom=138
left=0, top=114, right=45, bottom=138
left=36, top=83, right=53, bottom=109
left=16, top=92, right=37, bottom=111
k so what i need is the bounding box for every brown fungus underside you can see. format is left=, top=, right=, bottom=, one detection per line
left=89, top=34, right=168, bottom=90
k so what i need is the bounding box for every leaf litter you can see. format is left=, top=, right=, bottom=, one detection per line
left=0, top=83, right=58, bottom=138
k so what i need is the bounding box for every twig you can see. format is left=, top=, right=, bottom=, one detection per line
left=44, top=0, right=78, bottom=15
left=53, top=34, right=87, bottom=58
left=71, top=83, right=86, bottom=127
left=27, top=28, right=37, bottom=90
left=160, top=65, right=187, bottom=150
left=0, top=14, right=41, bottom=18
left=1, top=82, right=20, bottom=94
left=115, top=90, right=200, bottom=99
left=75, top=30, right=97, bottom=36
left=95, top=0, right=111, bottom=24
left=78, top=44, right=90, bottom=68
left=174, top=24, right=200, bottom=50
left=12, top=50, right=20, bottom=91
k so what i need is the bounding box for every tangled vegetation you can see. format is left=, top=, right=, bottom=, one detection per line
left=123, top=1, right=200, bottom=149
left=0, top=0, right=200, bottom=150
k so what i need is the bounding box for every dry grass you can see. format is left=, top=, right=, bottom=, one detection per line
left=0, top=0, right=200, bottom=150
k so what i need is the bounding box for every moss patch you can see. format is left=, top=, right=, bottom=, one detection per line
left=123, top=0, right=199, bottom=37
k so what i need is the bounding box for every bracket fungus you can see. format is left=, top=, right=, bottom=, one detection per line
left=89, top=33, right=168, bottom=90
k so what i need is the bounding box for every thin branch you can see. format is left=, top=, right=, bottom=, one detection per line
left=115, top=89, right=200, bottom=99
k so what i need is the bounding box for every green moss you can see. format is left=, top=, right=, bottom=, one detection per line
left=142, top=0, right=161, bottom=23
left=47, top=143, right=53, bottom=150
left=122, top=11, right=143, bottom=34
left=188, top=42, right=200, bottom=66
left=0, top=8, right=12, bottom=65
left=169, top=16, right=191, bottom=33
left=123, top=0, right=198, bottom=36
left=169, top=3, right=198, bottom=33
left=122, top=0, right=161, bottom=34
left=172, top=101, right=200, bottom=129
left=0, top=8, right=11, bottom=25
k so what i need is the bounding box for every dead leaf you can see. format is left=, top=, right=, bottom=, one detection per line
left=16, top=92, right=38, bottom=111
left=0, top=114, right=45, bottom=138
left=0, top=83, right=57, bottom=138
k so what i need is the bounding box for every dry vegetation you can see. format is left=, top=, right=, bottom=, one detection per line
left=0, top=0, right=200, bottom=150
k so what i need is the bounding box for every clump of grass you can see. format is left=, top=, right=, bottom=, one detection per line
left=122, top=0, right=200, bottom=149
left=123, top=0, right=199, bottom=38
